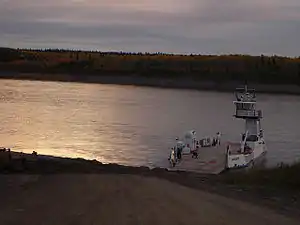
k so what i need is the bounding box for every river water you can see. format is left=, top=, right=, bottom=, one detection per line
left=0, top=79, right=300, bottom=168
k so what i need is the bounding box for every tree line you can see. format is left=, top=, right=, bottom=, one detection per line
left=1, top=47, right=300, bottom=85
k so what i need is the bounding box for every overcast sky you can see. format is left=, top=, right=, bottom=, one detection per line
left=0, top=0, right=300, bottom=56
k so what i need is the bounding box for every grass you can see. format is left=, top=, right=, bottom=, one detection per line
left=220, top=162, right=300, bottom=190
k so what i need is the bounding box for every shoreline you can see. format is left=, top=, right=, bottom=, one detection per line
left=1, top=72, right=300, bottom=95
left=1, top=150, right=299, bottom=219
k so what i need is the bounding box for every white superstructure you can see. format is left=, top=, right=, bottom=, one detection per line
left=226, top=85, right=267, bottom=168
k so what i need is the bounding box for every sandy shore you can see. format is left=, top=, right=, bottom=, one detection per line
left=1, top=73, right=300, bottom=95
left=0, top=151, right=300, bottom=224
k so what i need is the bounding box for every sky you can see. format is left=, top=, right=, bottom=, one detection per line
left=0, top=0, right=300, bottom=56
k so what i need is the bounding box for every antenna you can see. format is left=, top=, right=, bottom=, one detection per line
left=244, top=80, right=248, bottom=93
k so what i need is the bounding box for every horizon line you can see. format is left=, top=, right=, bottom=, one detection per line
left=2, top=46, right=299, bottom=59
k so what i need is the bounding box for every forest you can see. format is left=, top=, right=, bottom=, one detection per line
left=1, top=47, right=300, bottom=85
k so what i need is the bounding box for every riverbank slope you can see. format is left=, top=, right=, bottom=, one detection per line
left=1, top=150, right=299, bottom=224
left=1, top=174, right=299, bottom=225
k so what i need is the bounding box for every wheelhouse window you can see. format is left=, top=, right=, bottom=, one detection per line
left=236, top=103, right=254, bottom=110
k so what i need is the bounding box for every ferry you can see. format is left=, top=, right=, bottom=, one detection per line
left=226, top=85, right=267, bottom=169
left=168, top=85, right=267, bottom=173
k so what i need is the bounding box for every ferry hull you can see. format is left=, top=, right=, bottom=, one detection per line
left=227, top=143, right=267, bottom=169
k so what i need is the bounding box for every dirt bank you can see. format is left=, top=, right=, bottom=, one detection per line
left=0, top=174, right=299, bottom=225
left=1, top=151, right=300, bottom=223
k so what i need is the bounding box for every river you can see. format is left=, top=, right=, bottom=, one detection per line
left=1, top=79, right=300, bottom=168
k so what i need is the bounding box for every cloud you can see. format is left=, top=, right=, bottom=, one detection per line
left=0, top=0, right=300, bottom=56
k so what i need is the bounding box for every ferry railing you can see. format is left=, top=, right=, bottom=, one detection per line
left=235, top=109, right=262, bottom=118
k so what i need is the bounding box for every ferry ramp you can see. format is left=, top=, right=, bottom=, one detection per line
left=168, top=143, right=228, bottom=174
